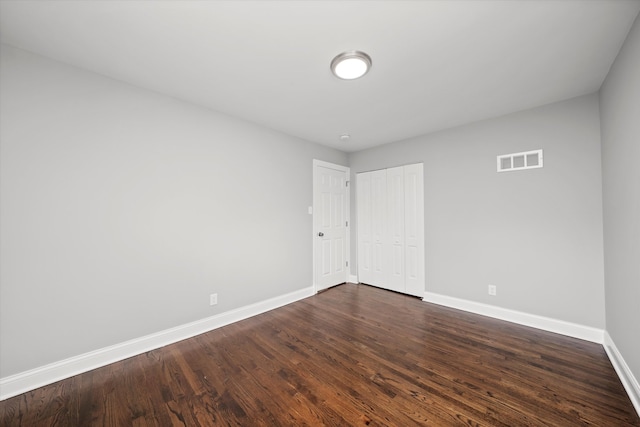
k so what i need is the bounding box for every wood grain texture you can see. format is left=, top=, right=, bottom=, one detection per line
left=1, top=283, right=638, bottom=426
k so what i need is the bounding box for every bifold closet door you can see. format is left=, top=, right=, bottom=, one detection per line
left=357, top=163, right=424, bottom=297
left=386, top=167, right=405, bottom=293
left=357, top=169, right=388, bottom=288
left=403, top=163, right=424, bottom=296
left=357, top=172, right=372, bottom=285
left=370, top=169, right=387, bottom=287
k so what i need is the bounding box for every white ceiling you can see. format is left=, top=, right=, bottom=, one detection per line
left=1, top=1, right=639, bottom=152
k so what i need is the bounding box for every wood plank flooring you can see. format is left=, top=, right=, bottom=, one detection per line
left=1, top=283, right=638, bottom=426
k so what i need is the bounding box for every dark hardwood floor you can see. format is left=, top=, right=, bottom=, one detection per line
left=1, top=283, right=638, bottom=426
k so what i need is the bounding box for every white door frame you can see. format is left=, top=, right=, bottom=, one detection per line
left=312, top=159, right=350, bottom=293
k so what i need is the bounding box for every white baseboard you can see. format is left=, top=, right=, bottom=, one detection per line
left=348, top=274, right=358, bottom=284
left=604, top=332, right=640, bottom=416
left=423, top=291, right=604, bottom=343
left=0, top=286, right=315, bottom=401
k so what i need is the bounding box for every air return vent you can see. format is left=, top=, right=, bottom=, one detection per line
left=497, top=149, right=543, bottom=172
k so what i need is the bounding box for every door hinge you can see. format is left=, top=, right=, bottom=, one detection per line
left=346, top=181, right=350, bottom=187
left=346, top=261, right=349, bottom=267
left=346, top=221, right=348, bottom=227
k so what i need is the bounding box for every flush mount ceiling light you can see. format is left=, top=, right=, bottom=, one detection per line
left=331, top=51, right=372, bottom=80
left=339, top=134, right=351, bottom=141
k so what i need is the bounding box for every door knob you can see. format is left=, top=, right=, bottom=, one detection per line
left=318, top=232, right=324, bottom=237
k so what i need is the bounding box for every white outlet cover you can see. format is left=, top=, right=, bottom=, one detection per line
left=210, top=293, right=218, bottom=305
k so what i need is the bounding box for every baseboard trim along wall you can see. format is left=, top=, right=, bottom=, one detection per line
left=348, top=274, right=358, bottom=284
left=604, top=332, right=640, bottom=416
left=0, top=286, right=315, bottom=401
left=423, top=291, right=605, bottom=343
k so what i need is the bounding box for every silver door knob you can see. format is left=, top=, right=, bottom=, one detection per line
left=318, top=232, right=324, bottom=237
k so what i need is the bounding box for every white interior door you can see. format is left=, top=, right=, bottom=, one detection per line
left=404, top=163, right=424, bottom=297
left=370, top=169, right=388, bottom=287
left=314, top=160, right=349, bottom=292
left=387, top=166, right=405, bottom=293
left=357, top=172, right=373, bottom=285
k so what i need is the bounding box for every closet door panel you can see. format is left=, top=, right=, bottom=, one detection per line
left=387, top=167, right=405, bottom=293
left=404, top=163, right=425, bottom=297
left=357, top=172, right=373, bottom=285
left=370, top=169, right=388, bottom=287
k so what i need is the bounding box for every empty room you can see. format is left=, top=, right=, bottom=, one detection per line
left=1, top=1, right=639, bottom=425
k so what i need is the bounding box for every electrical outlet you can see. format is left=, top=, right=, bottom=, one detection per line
left=488, top=285, right=497, bottom=296
left=210, top=293, right=218, bottom=306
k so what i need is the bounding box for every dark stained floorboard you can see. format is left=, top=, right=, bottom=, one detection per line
left=1, top=283, right=638, bottom=426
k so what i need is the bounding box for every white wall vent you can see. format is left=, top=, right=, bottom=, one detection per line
left=497, top=149, right=543, bottom=172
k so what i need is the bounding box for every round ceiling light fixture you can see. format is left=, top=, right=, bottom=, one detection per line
left=339, top=134, right=351, bottom=141
left=331, top=51, right=372, bottom=80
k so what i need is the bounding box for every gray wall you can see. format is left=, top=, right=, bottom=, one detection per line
left=600, top=14, right=640, bottom=386
left=0, top=45, right=347, bottom=377
left=349, top=94, right=606, bottom=328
